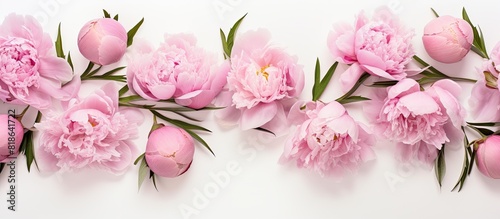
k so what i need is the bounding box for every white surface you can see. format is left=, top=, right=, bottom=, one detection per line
left=1, top=0, right=500, bottom=218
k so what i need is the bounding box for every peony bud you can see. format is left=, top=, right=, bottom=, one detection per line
left=476, top=135, right=500, bottom=179
left=77, top=18, right=127, bottom=65
left=0, top=115, right=24, bottom=163
left=145, top=126, right=194, bottom=178
left=422, top=15, right=473, bottom=63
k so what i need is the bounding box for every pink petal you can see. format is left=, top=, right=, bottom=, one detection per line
left=387, top=78, right=420, bottom=99
left=340, top=63, right=364, bottom=92
left=432, top=86, right=464, bottom=128
left=260, top=102, right=289, bottom=137
left=317, top=101, right=345, bottom=119
left=213, top=90, right=241, bottom=126
left=432, top=79, right=461, bottom=98
left=231, top=28, right=271, bottom=57
left=240, top=102, right=278, bottom=130
left=146, top=154, right=180, bottom=178
left=357, top=50, right=386, bottom=70
left=399, top=92, right=439, bottom=115
left=38, top=56, right=73, bottom=82
left=98, top=35, right=127, bottom=65
left=209, top=60, right=230, bottom=93
left=175, top=90, right=215, bottom=109
left=148, top=84, right=176, bottom=100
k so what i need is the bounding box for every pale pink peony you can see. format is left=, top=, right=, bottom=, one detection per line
left=35, top=83, right=143, bottom=174
left=145, top=126, right=194, bottom=178
left=77, top=18, right=127, bottom=65
left=368, top=78, right=465, bottom=165
left=0, top=114, right=24, bottom=163
left=215, top=29, right=304, bottom=134
left=476, top=135, right=500, bottom=179
left=127, top=34, right=229, bottom=109
left=0, top=14, right=79, bottom=110
left=469, top=41, right=500, bottom=122
left=327, top=7, right=414, bottom=92
left=422, top=15, right=473, bottom=63
left=281, top=101, right=375, bottom=177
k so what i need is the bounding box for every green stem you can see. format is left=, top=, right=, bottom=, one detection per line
left=335, top=73, right=370, bottom=102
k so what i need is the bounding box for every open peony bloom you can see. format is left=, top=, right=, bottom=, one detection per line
left=0, top=114, right=23, bottom=163
left=327, top=7, right=414, bottom=92
left=476, top=135, right=500, bottom=179
left=470, top=41, right=500, bottom=121
left=145, top=126, right=194, bottom=178
left=127, top=33, right=229, bottom=109
left=0, top=14, right=79, bottom=110
left=215, top=29, right=304, bottom=134
left=78, top=18, right=127, bottom=65
left=368, top=78, right=465, bottom=166
left=281, top=101, right=375, bottom=177
left=35, top=83, right=143, bottom=174
left=423, top=15, right=473, bottom=63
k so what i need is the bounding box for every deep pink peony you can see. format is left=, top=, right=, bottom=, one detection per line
left=281, top=101, right=375, bottom=177
left=422, top=15, right=473, bottom=63
left=469, top=41, right=500, bottom=122
left=145, top=126, right=194, bottom=178
left=35, top=83, right=143, bottom=174
left=0, top=14, right=79, bottom=110
left=367, top=79, right=464, bottom=166
left=77, top=18, right=128, bottom=65
left=476, top=135, right=500, bottom=179
left=215, top=29, right=304, bottom=134
left=0, top=114, right=23, bottom=163
left=327, top=7, right=414, bottom=91
left=127, top=34, right=229, bottom=109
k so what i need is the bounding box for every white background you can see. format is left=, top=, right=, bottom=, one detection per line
left=1, top=0, right=500, bottom=218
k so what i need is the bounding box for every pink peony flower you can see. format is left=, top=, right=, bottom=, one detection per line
left=469, top=41, right=500, bottom=121
left=0, top=114, right=23, bottom=163
left=368, top=78, right=465, bottom=166
left=77, top=18, right=128, bottom=65
left=0, top=14, right=79, bottom=110
left=327, top=7, right=414, bottom=91
left=145, top=126, right=194, bottom=178
left=281, top=101, right=375, bottom=177
left=476, top=135, right=500, bottom=179
left=35, top=83, right=143, bottom=174
left=422, top=15, right=473, bottom=63
left=215, top=29, right=304, bottom=134
left=127, top=34, right=229, bottom=109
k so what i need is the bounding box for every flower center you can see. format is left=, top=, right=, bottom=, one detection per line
left=257, top=65, right=270, bottom=81
left=0, top=37, right=40, bottom=94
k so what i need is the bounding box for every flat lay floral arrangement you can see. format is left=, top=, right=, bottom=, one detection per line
left=2, top=5, right=500, bottom=193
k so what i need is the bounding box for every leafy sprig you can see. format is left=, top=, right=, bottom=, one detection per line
left=220, top=13, right=247, bottom=59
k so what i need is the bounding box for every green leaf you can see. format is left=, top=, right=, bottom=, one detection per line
left=253, top=127, right=276, bottom=136
left=336, top=73, right=370, bottom=103
left=102, top=66, right=126, bottom=76
left=431, top=8, right=439, bottom=17
left=55, top=23, right=65, bottom=59
left=119, top=85, right=129, bottom=97
left=412, top=55, right=447, bottom=77
left=468, top=148, right=477, bottom=175
left=150, top=110, right=211, bottom=132
left=87, top=65, right=103, bottom=77
left=134, top=153, right=145, bottom=165
left=151, top=173, right=158, bottom=191
left=67, top=52, right=74, bottom=72
left=185, top=129, right=215, bottom=156
left=476, top=127, right=494, bottom=136
left=452, top=130, right=470, bottom=192
left=368, top=80, right=398, bottom=87
left=226, top=13, right=247, bottom=57
left=478, top=27, right=489, bottom=59
left=83, top=75, right=126, bottom=83
left=0, top=163, right=4, bottom=174
left=467, top=122, right=500, bottom=127
left=127, top=18, right=144, bottom=47
left=103, top=9, right=111, bottom=18
left=19, top=131, right=36, bottom=172
left=219, top=29, right=230, bottom=59
left=171, top=111, right=203, bottom=123
left=435, top=145, right=446, bottom=188
left=119, top=95, right=143, bottom=103
left=137, top=156, right=149, bottom=191
left=81, top=62, right=95, bottom=78
left=337, top=96, right=370, bottom=104
left=312, top=58, right=321, bottom=100
left=113, top=14, right=119, bottom=21
left=320, top=62, right=338, bottom=90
